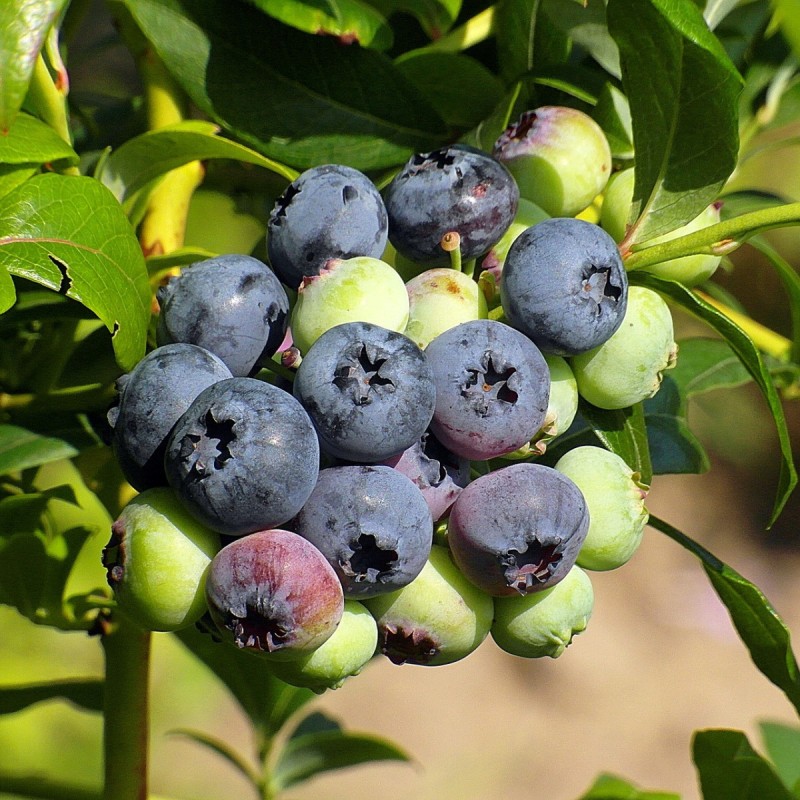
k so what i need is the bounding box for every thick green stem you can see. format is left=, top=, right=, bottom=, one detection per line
left=101, top=616, right=151, bottom=800
left=623, top=202, right=800, bottom=269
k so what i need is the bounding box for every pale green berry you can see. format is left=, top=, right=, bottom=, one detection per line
left=268, top=600, right=378, bottom=692
left=103, top=487, right=220, bottom=632
left=536, top=355, right=579, bottom=446
left=290, top=256, right=409, bottom=353
left=404, top=268, right=488, bottom=349
left=481, top=198, right=549, bottom=275
left=555, top=446, right=649, bottom=570
left=493, top=106, right=612, bottom=217
left=491, top=565, right=594, bottom=658
left=599, top=167, right=635, bottom=243
left=571, top=286, right=678, bottom=409
left=364, top=545, right=494, bottom=666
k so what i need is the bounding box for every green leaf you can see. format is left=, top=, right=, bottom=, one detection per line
left=578, top=771, right=681, bottom=799
left=693, top=729, right=796, bottom=800
left=577, top=400, right=653, bottom=485
left=0, top=1, right=67, bottom=131
left=651, top=516, right=800, bottom=715
left=0, top=424, right=79, bottom=475
left=0, top=260, right=16, bottom=313
left=460, top=82, right=525, bottom=152
left=174, top=622, right=315, bottom=739
left=0, top=679, right=103, bottom=715
left=246, top=0, right=393, bottom=49
left=271, top=711, right=412, bottom=792
left=123, top=0, right=449, bottom=170
left=0, top=164, right=37, bottom=204
left=0, top=112, right=79, bottom=167
left=668, top=336, right=753, bottom=396
left=169, top=728, right=261, bottom=787
left=365, top=0, right=461, bottom=39
left=631, top=273, right=797, bottom=526
left=394, top=51, right=504, bottom=130
left=0, top=173, right=150, bottom=371
left=542, top=0, right=620, bottom=78
left=593, top=82, right=634, bottom=160
left=759, top=721, right=800, bottom=795
left=96, top=120, right=298, bottom=205
left=607, top=0, right=742, bottom=243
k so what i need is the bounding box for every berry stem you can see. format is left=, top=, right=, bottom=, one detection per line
left=101, top=616, right=152, bottom=800
left=442, top=231, right=463, bottom=272
left=623, top=202, right=800, bottom=268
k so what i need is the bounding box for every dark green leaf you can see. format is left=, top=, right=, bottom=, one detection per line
left=169, top=728, right=261, bottom=787
left=704, top=0, right=745, bottom=30
left=651, top=516, right=800, bottom=715
left=578, top=771, right=681, bottom=799
left=365, top=0, right=461, bottom=39
left=668, top=336, right=753, bottom=396
left=246, top=0, right=393, bottom=49
left=759, top=721, right=800, bottom=794
left=123, top=0, right=448, bottom=170
left=289, top=710, right=343, bottom=738
left=0, top=173, right=150, bottom=371
left=693, top=729, right=796, bottom=800
left=0, top=679, right=103, bottom=715
left=0, top=164, right=37, bottom=204
left=0, top=424, right=79, bottom=475
left=394, top=51, right=504, bottom=130
left=174, top=622, right=315, bottom=739
left=271, top=717, right=412, bottom=791
left=542, top=0, right=620, bottom=78
left=0, top=773, right=99, bottom=800
left=607, top=0, right=742, bottom=243
left=577, top=400, right=653, bottom=485
left=0, top=1, right=67, bottom=130
left=631, top=273, right=797, bottom=526
left=0, top=112, right=79, bottom=167
left=96, top=120, right=298, bottom=205
left=461, top=82, right=525, bottom=152
left=593, top=83, right=634, bottom=160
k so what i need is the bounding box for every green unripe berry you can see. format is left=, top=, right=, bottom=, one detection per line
left=491, top=565, right=594, bottom=658
left=103, top=488, right=220, bottom=632
left=481, top=198, right=549, bottom=276
left=404, top=268, right=488, bottom=349
left=571, top=286, right=677, bottom=409
left=555, top=446, right=649, bottom=570
left=493, top=106, right=612, bottom=217
left=290, top=256, right=409, bottom=353
left=268, top=600, right=378, bottom=692
left=364, top=545, right=494, bottom=666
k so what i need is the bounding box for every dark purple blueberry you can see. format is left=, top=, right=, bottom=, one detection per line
left=156, top=254, right=290, bottom=377
left=292, top=465, right=432, bottom=598
left=379, top=431, right=470, bottom=521
left=164, top=378, right=319, bottom=536
left=108, top=344, right=233, bottom=491
left=384, top=146, right=519, bottom=266
left=267, top=165, right=388, bottom=290
left=447, top=463, right=589, bottom=597
left=500, top=217, right=628, bottom=356
left=292, top=321, right=436, bottom=463
left=424, top=319, right=549, bottom=460
left=205, top=529, right=344, bottom=657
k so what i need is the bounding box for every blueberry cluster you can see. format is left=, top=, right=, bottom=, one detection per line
left=104, top=107, right=679, bottom=691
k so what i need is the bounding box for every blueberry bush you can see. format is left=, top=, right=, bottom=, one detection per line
left=3, top=0, right=800, bottom=798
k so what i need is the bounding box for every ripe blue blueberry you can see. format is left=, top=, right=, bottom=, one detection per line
left=156, top=254, right=290, bottom=377
left=384, top=145, right=519, bottom=266
left=423, top=319, right=550, bottom=460
left=164, top=377, right=320, bottom=536
left=267, top=165, right=388, bottom=290
left=501, top=217, right=628, bottom=356
left=292, top=321, right=436, bottom=463
left=447, top=463, right=589, bottom=597
left=108, top=343, right=233, bottom=491
left=292, top=465, right=433, bottom=598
